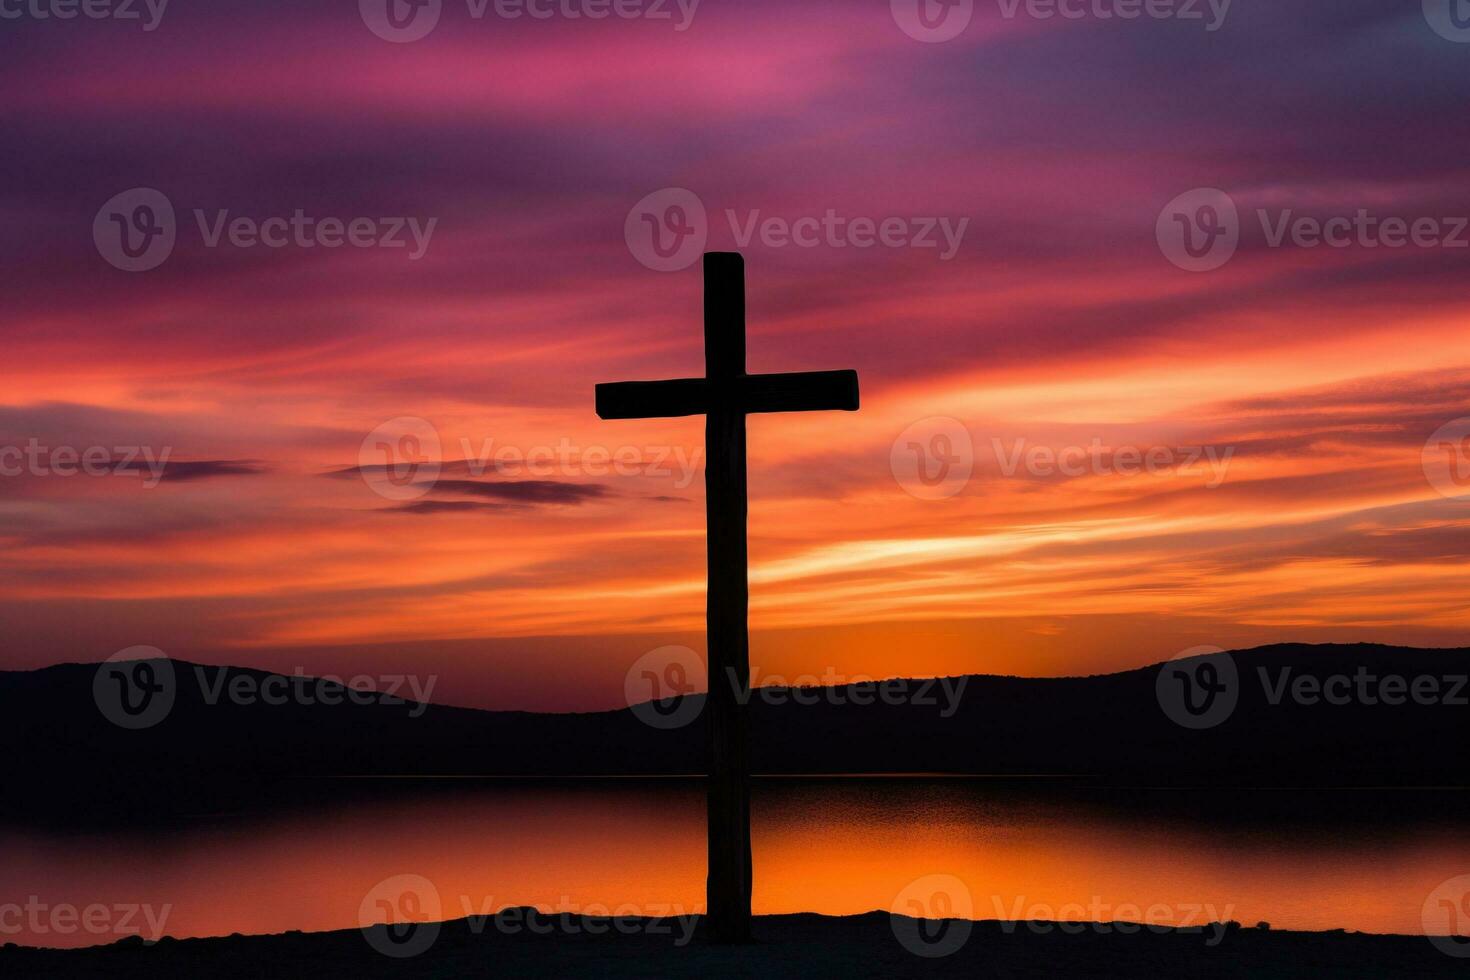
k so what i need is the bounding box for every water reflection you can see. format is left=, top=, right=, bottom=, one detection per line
left=2, top=779, right=1467, bottom=947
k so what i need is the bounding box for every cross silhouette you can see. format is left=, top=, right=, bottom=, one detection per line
left=596, top=252, right=859, bottom=943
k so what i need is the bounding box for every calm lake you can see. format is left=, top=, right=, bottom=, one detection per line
left=3, top=779, right=1469, bottom=948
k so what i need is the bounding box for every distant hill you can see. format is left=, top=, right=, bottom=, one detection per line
left=3, top=643, right=1467, bottom=818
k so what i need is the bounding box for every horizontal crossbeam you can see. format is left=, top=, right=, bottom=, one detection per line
left=595, top=369, right=859, bottom=420
left=743, top=369, right=859, bottom=414
left=596, top=378, right=707, bottom=420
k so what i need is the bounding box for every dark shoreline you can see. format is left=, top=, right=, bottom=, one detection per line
left=4, top=912, right=1465, bottom=979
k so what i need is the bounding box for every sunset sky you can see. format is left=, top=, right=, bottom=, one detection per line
left=2, top=0, right=1469, bottom=710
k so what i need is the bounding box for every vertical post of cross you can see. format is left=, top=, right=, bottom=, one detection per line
left=702, top=251, right=752, bottom=943
left=595, top=251, right=858, bottom=943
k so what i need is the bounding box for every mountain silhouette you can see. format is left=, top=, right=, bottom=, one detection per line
left=4, top=643, right=1467, bottom=820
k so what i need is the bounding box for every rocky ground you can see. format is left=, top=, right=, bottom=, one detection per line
left=4, top=911, right=1466, bottom=978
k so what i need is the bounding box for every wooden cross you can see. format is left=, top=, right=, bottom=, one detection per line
left=596, top=252, right=859, bottom=943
